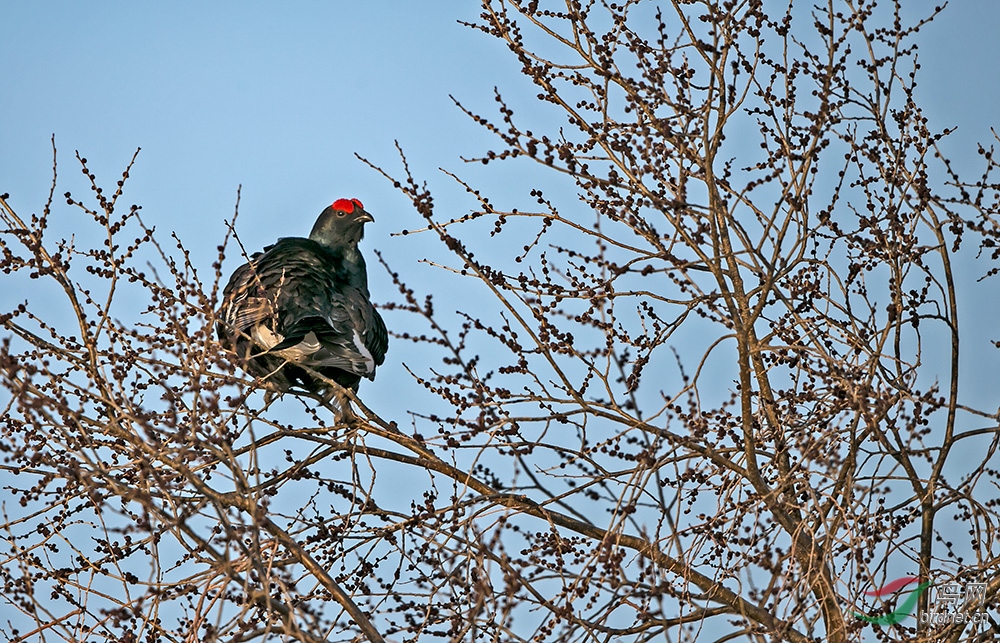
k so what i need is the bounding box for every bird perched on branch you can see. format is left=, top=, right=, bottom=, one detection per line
left=217, top=198, right=387, bottom=407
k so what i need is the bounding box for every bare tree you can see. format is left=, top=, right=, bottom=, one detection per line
left=2, top=1, right=1000, bottom=642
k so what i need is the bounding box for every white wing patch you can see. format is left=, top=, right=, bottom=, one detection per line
left=251, top=323, right=374, bottom=377
left=251, top=324, right=283, bottom=351
left=352, top=330, right=375, bottom=375
left=252, top=326, right=323, bottom=360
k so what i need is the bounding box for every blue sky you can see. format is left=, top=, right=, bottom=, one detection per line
left=0, top=3, right=509, bottom=241
left=1, top=2, right=997, bottom=260
left=2, top=3, right=997, bottom=268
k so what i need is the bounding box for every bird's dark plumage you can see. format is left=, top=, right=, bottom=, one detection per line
left=217, top=198, right=387, bottom=395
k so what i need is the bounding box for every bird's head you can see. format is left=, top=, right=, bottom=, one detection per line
left=309, top=198, right=374, bottom=248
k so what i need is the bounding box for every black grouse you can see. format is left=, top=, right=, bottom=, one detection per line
left=217, top=198, right=387, bottom=398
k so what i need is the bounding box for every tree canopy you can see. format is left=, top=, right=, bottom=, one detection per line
left=2, top=2, right=999, bottom=642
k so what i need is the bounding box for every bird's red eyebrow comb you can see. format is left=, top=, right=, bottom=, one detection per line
left=331, top=198, right=364, bottom=213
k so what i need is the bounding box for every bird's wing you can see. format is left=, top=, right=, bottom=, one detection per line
left=220, top=260, right=277, bottom=333
left=281, top=292, right=379, bottom=378
left=365, top=308, right=388, bottom=368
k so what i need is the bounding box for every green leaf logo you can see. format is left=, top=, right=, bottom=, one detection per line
left=854, top=580, right=931, bottom=626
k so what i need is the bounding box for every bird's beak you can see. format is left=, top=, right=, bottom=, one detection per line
left=357, top=211, right=374, bottom=224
